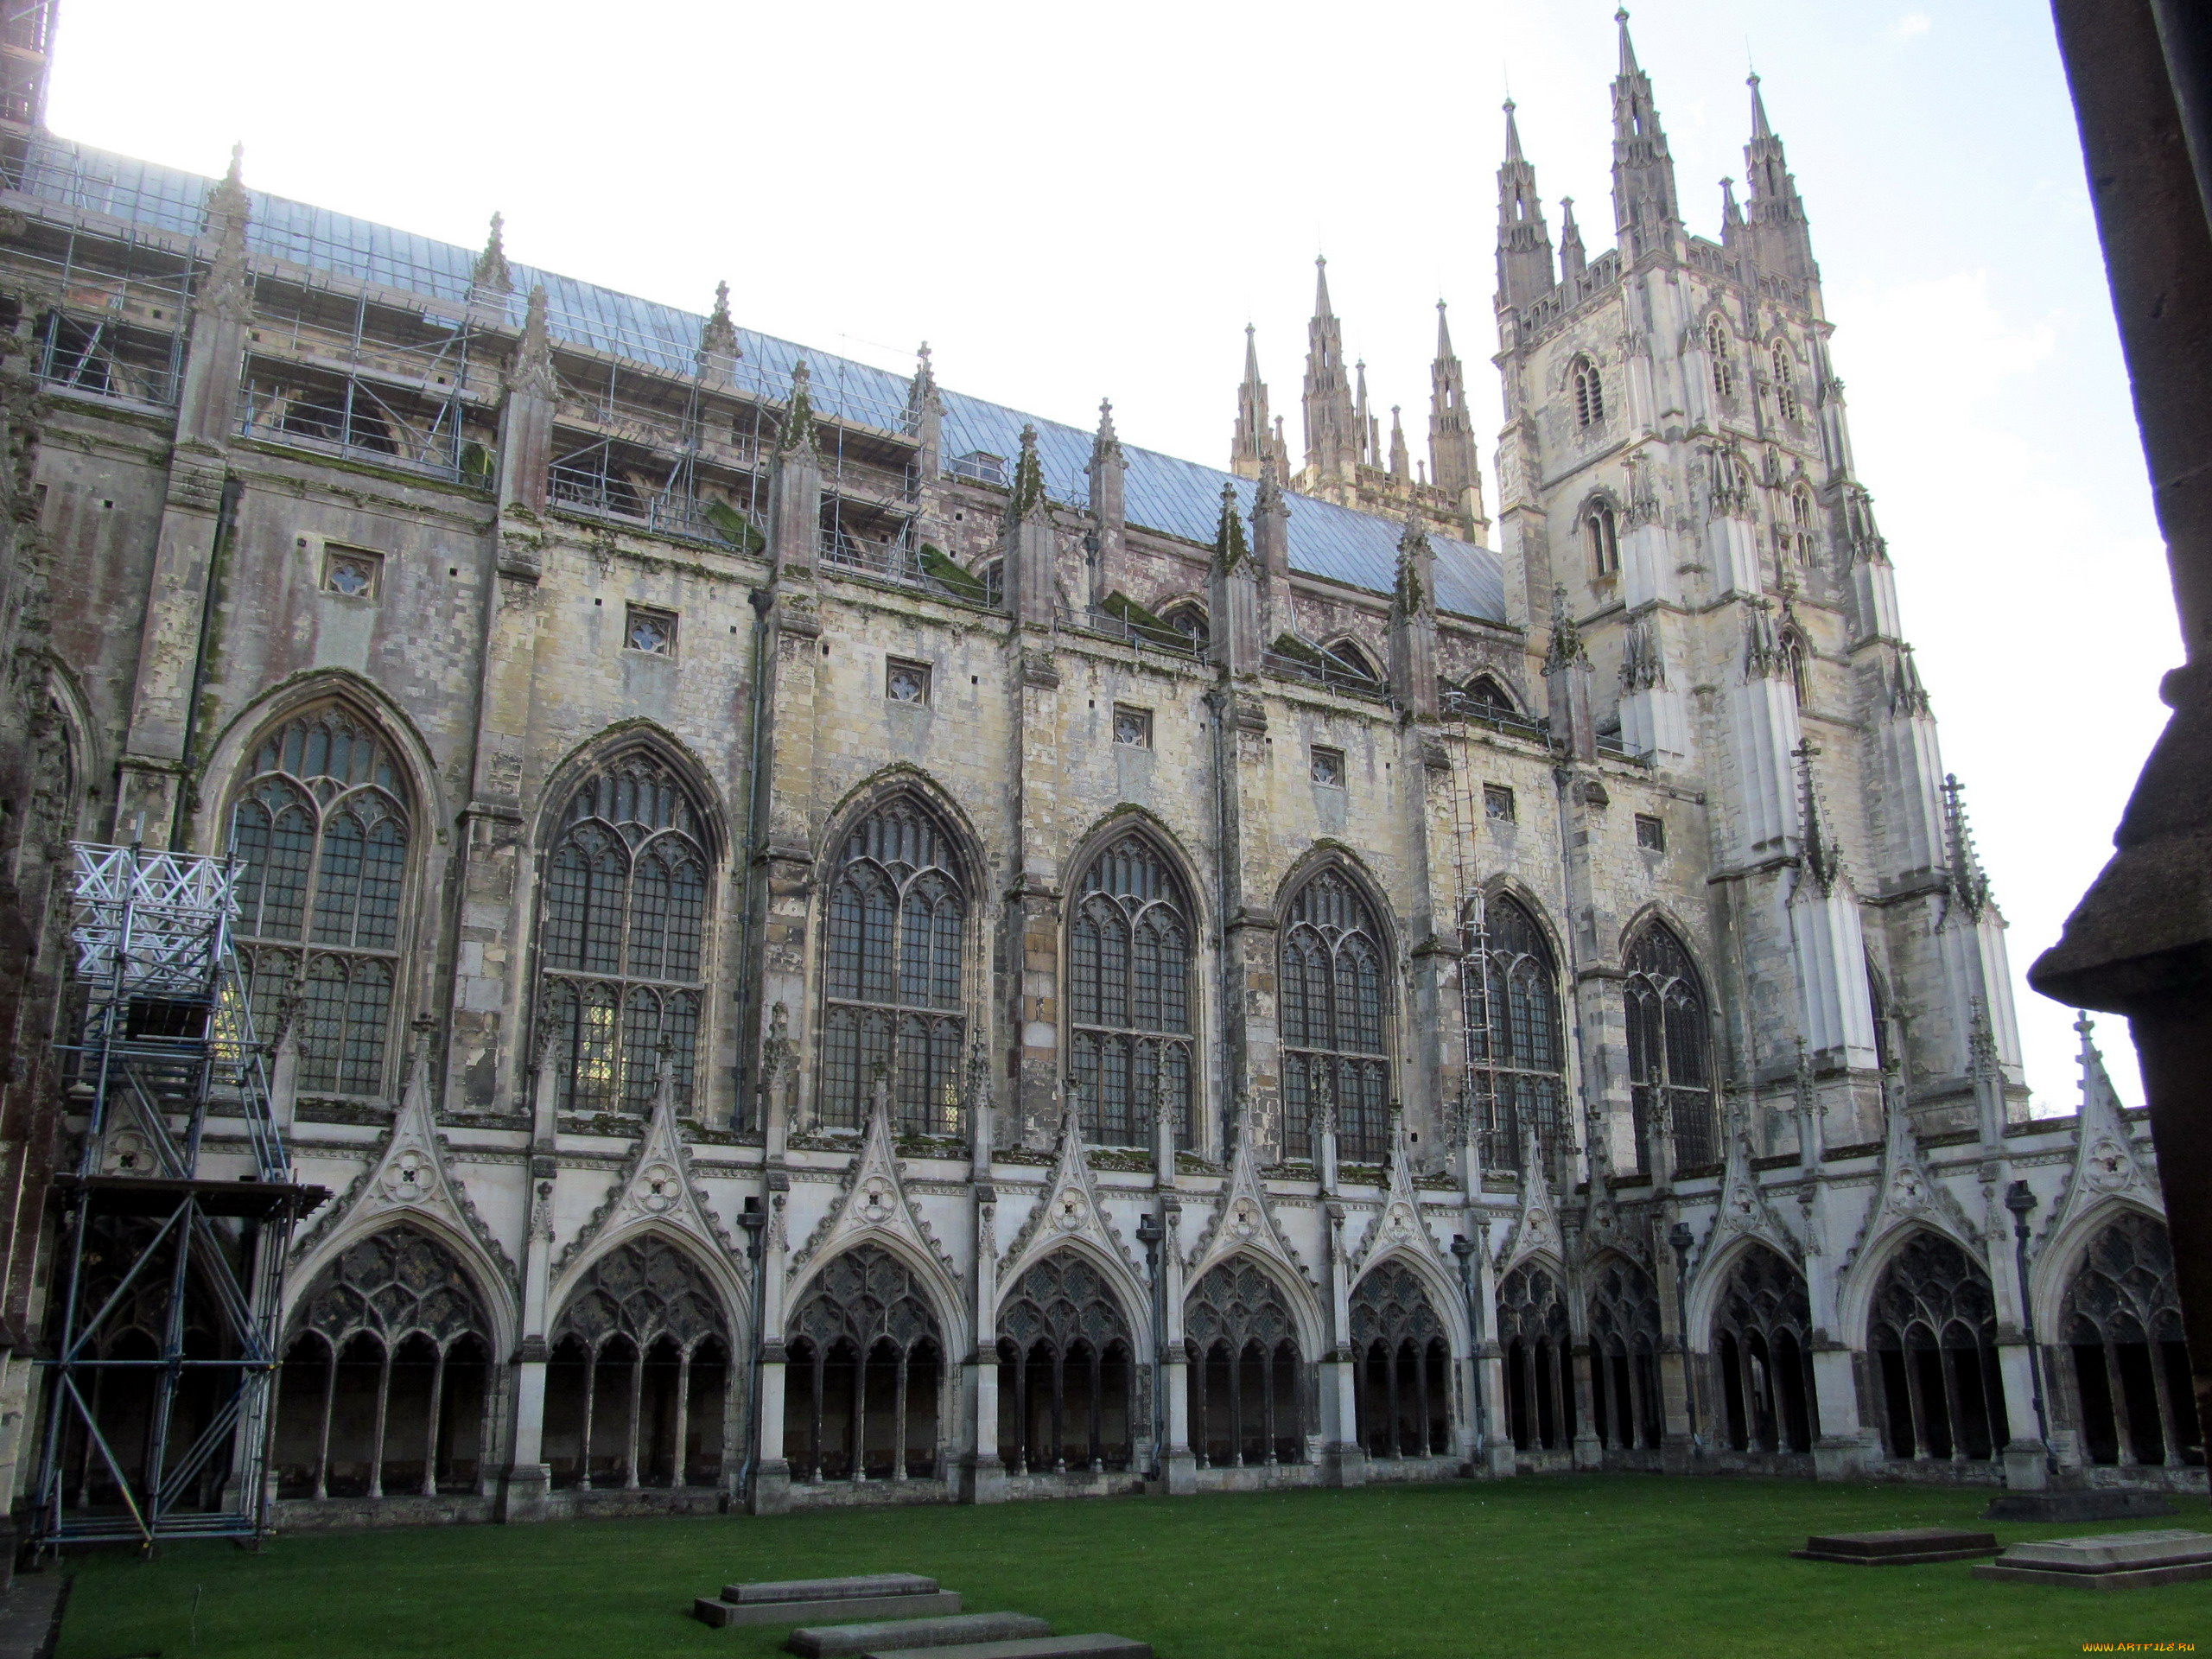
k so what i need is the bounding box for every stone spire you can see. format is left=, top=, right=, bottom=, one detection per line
left=1090, top=397, right=1128, bottom=608
left=1388, top=405, right=1408, bottom=481
left=908, top=341, right=944, bottom=477
left=1355, top=359, right=1375, bottom=469
left=1495, top=100, right=1555, bottom=310
left=508, top=284, right=556, bottom=402
left=1231, top=324, right=1274, bottom=480
left=1609, top=9, right=1681, bottom=259
left=1428, top=301, right=1482, bottom=535
left=1942, top=773, right=1993, bottom=920
left=471, top=211, right=514, bottom=296
left=1389, top=506, right=1437, bottom=720
left=1794, top=739, right=1844, bottom=894
left=697, top=279, right=740, bottom=366
left=1557, top=195, right=1586, bottom=286
left=779, top=358, right=819, bottom=458
left=1302, top=256, right=1359, bottom=486
left=196, top=143, right=253, bottom=326
left=1741, top=73, right=1819, bottom=289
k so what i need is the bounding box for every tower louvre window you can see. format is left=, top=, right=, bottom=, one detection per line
left=1572, top=356, right=1605, bottom=429
left=1707, top=320, right=1735, bottom=403
left=1586, top=499, right=1620, bottom=577
left=1771, top=339, right=1800, bottom=422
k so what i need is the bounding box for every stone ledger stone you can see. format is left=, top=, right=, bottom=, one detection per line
left=787, top=1613, right=1054, bottom=1657
left=1983, top=1491, right=2177, bottom=1523
left=1791, top=1527, right=1999, bottom=1566
left=864, top=1640, right=1153, bottom=1659
left=1974, top=1529, right=2212, bottom=1590
left=696, top=1592, right=963, bottom=1629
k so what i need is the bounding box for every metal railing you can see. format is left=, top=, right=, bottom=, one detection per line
left=1071, top=605, right=1205, bottom=658
left=1263, top=649, right=1388, bottom=701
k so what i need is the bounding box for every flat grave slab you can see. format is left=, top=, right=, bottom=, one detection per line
left=863, top=1639, right=1151, bottom=1659
left=731, top=1576, right=944, bottom=1605
left=1974, top=1529, right=2212, bottom=1591
left=696, top=1592, right=963, bottom=1629
left=1791, top=1527, right=2000, bottom=1566
left=787, top=1613, right=1054, bottom=1656
left=1984, top=1490, right=2177, bottom=1523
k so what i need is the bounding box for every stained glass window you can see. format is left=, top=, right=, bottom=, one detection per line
left=538, top=753, right=709, bottom=1114
left=1280, top=868, right=1391, bottom=1161
left=820, top=799, right=965, bottom=1134
left=1624, top=922, right=1716, bottom=1170
left=228, top=705, right=409, bottom=1096
left=1068, top=832, right=1193, bottom=1149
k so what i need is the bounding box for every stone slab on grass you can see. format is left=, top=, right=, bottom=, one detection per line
left=787, top=1613, right=1053, bottom=1656
left=863, top=1638, right=1152, bottom=1659
left=1983, top=1490, right=2177, bottom=1523
left=696, top=1592, right=963, bottom=1629
left=729, top=1576, right=944, bottom=1605
left=1791, top=1527, right=1999, bottom=1566
left=1974, top=1529, right=2212, bottom=1590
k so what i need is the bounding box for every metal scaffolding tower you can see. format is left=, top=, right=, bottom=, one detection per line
left=29, top=842, right=323, bottom=1554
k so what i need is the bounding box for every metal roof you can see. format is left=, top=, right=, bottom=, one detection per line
left=13, top=135, right=1506, bottom=625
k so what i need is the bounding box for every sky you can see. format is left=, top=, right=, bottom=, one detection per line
left=45, top=0, right=2172, bottom=1113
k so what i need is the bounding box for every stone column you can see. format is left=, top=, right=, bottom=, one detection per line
left=1316, top=1202, right=1367, bottom=1486
left=960, top=1179, right=1006, bottom=1503
left=497, top=1062, right=560, bottom=1522
left=748, top=1173, right=792, bottom=1514
left=1156, top=1198, right=1196, bottom=1494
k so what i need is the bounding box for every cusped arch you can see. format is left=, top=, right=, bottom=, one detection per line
left=1840, top=1219, right=1991, bottom=1354
left=547, top=1223, right=744, bottom=1357
left=1348, top=1246, right=1467, bottom=1354
left=283, top=1216, right=512, bottom=1359
left=995, top=1236, right=1151, bottom=1351
left=2031, top=1194, right=2171, bottom=1340
left=817, top=764, right=988, bottom=899
left=1184, top=1249, right=1327, bottom=1363
left=1684, top=1230, right=1804, bottom=1351
left=783, top=1231, right=968, bottom=1356
left=535, top=722, right=729, bottom=864
left=1274, top=842, right=1401, bottom=961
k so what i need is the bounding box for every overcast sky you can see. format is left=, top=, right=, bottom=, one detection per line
left=48, top=0, right=2170, bottom=1113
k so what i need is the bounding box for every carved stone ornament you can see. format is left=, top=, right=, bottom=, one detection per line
left=787, top=1079, right=961, bottom=1293
left=2041, top=1014, right=2155, bottom=1254
left=997, top=1089, right=1145, bottom=1294
left=1840, top=1077, right=1980, bottom=1281
left=1691, top=1128, right=1800, bottom=1283
left=1496, top=1127, right=1562, bottom=1274
left=553, top=1061, right=738, bottom=1281
left=1351, top=1109, right=1447, bottom=1275
left=1184, top=1122, right=1316, bottom=1290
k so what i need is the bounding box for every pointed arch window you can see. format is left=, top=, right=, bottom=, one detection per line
left=1322, top=639, right=1380, bottom=686
left=1068, top=832, right=1194, bottom=1149
left=1160, top=603, right=1211, bottom=652
left=227, top=705, right=410, bottom=1097
left=1779, top=626, right=1812, bottom=705
left=1770, top=339, right=1800, bottom=422
left=1788, top=486, right=1818, bottom=564
left=1869, top=1231, right=2008, bottom=1462
left=820, top=798, right=967, bottom=1135
left=1281, top=868, right=1392, bottom=1161
left=1462, top=675, right=1518, bottom=720
left=1707, top=320, right=1735, bottom=403
left=1572, top=356, right=1605, bottom=429
left=2062, top=1211, right=2201, bottom=1468
left=1586, top=498, right=1620, bottom=578
left=1712, top=1244, right=1818, bottom=1455
left=1624, top=923, right=1717, bottom=1171
left=1464, top=893, right=1565, bottom=1173
left=538, top=752, right=711, bottom=1116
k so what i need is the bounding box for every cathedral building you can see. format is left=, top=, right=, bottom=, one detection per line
left=0, top=7, right=2196, bottom=1524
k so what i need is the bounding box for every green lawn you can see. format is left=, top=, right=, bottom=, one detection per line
left=50, top=1478, right=2212, bottom=1659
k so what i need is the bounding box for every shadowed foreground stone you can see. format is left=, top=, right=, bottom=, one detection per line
left=695, top=1574, right=959, bottom=1629
left=864, top=1639, right=1152, bottom=1659
left=787, top=1613, right=1053, bottom=1656
left=1983, top=1491, right=2177, bottom=1522
left=1791, top=1527, right=1999, bottom=1566
left=1974, top=1529, right=2212, bottom=1589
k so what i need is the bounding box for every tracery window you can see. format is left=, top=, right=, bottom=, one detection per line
left=1280, top=868, right=1392, bottom=1162
left=544, top=1235, right=730, bottom=1489
left=538, top=753, right=709, bottom=1116
left=996, top=1253, right=1136, bottom=1473
left=272, top=1224, right=493, bottom=1499
left=1464, top=893, right=1566, bottom=1173
left=229, top=705, right=409, bottom=1098
left=1323, top=639, right=1381, bottom=687
left=1788, top=486, right=1818, bottom=564
left=1464, top=675, right=1517, bottom=719
left=1068, top=833, right=1194, bottom=1150
left=820, top=798, right=967, bottom=1135
left=1707, top=319, right=1735, bottom=402
left=1624, top=922, right=1718, bottom=1171
left=2063, top=1211, right=2202, bottom=1467
left=785, top=1244, right=944, bottom=1482
left=1586, top=1256, right=1663, bottom=1452
left=1586, top=498, right=1620, bottom=577
left=1349, top=1262, right=1450, bottom=1459
left=1771, top=339, right=1800, bottom=421
left=1711, top=1244, right=1817, bottom=1455
left=1868, top=1231, right=2008, bottom=1462
left=1780, top=626, right=1812, bottom=705
left=1497, top=1262, right=1574, bottom=1452
left=1185, top=1257, right=1305, bottom=1467
left=1160, top=602, right=1211, bottom=652
left=1572, top=355, right=1605, bottom=429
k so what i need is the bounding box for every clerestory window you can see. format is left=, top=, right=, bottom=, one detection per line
left=1280, top=868, right=1391, bottom=1161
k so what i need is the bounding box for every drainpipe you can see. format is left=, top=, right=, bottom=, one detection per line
left=1669, top=1218, right=1699, bottom=1449
left=735, top=1198, right=766, bottom=1503
left=2005, top=1179, right=2055, bottom=1471
left=1138, top=1211, right=1164, bottom=1481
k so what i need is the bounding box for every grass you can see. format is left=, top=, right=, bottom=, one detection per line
left=51, top=1477, right=2212, bottom=1659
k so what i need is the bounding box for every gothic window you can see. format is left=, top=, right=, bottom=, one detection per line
left=538, top=752, right=710, bottom=1116
left=1464, top=894, right=1565, bottom=1173
left=1788, top=486, right=1818, bottom=563
left=996, top=1253, right=1137, bottom=1473
left=982, top=560, right=1005, bottom=609
left=1280, top=868, right=1392, bottom=1162
left=1780, top=626, right=1812, bottom=705
left=819, top=798, right=967, bottom=1135
left=1185, top=1257, right=1305, bottom=1468
left=1585, top=1256, right=1664, bottom=1452
left=544, top=1235, right=730, bottom=1489
left=272, top=1224, right=493, bottom=1499
left=228, top=705, right=410, bottom=1097
left=1707, top=319, right=1735, bottom=403
left=1067, top=832, right=1194, bottom=1150
left=1624, top=922, right=1718, bottom=1172
left=1711, top=1244, right=1817, bottom=1455
left=1771, top=339, right=1800, bottom=421
left=2062, top=1211, right=2202, bottom=1467
left=785, top=1243, right=944, bottom=1481
left=1868, top=1231, right=2009, bottom=1462
left=1323, top=639, right=1381, bottom=687
left=1497, top=1262, right=1574, bottom=1452
left=1160, top=602, right=1211, bottom=652
left=1464, top=675, right=1517, bottom=719
left=1572, top=356, right=1605, bottom=429
left=1586, top=498, right=1620, bottom=578
left=1349, top=1262, right=1451, bottom=1459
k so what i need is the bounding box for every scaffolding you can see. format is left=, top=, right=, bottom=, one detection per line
left=29, top=842, right=322, bottom=1554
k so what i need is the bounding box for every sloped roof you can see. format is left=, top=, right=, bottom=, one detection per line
left=12, top=135, right=1506, bottom=624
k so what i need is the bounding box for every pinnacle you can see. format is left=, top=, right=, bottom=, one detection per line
left=1750, top=70, right=1774, bottom=140
left=1615, top=7, right=1639, bottom=75
left=1503, top=97, right=1524, bottom=162
left=1313, top=253, right=1334, bottom=320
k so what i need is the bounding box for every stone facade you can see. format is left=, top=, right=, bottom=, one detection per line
left=1, top=10, right=2200, bottom=1526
